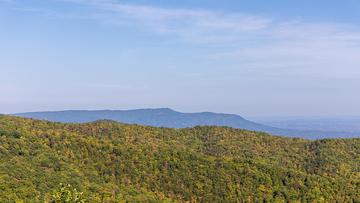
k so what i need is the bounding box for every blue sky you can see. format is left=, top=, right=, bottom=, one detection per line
left=1, top=0, right=360, bottom=117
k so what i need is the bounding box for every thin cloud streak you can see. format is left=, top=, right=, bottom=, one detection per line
left=211, top=21, right=360, bottom=79
left=7, top=0, right=360, bottom=80
left=53, top=0, right=272, bottom=43
left=55, top=0, right=360, bottom=51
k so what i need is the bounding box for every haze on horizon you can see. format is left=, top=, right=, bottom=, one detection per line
left=1, top=0, right=360, bottom=117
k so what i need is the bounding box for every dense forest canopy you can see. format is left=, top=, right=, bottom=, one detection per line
left=0, top=115, right=359, bottom=202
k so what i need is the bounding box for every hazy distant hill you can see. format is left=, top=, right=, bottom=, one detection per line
left=255, top=117, right=360, bottom=132
left=14, top=108, right=360, bottom=139
left=0, top=115, right=359, bottom=202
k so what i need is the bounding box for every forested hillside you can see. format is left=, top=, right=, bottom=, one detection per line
left=0, top=115, right=359, bottom=202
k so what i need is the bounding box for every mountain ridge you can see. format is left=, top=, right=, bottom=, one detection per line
left=13, top=108, right=360, bottom=139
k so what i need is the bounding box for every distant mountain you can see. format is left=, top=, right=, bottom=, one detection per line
left=254, top=116, right=360, bottom=132
left=13, top=108, right=360, bottom=139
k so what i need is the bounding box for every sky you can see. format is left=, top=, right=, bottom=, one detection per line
left=1, top=0, right=360, bottom=117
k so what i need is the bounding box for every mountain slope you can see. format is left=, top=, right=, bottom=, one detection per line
left=14, top=108, right=270, bottom=129
left=14, top=108, right=360, bottom=139
left=0, top=115, right=359, bottom=202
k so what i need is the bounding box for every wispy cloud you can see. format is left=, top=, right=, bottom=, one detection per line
left=52, top=0, right=272, bottom=44
left=212, top=21, right=360, bottom=79
left=7, top=0, right=360, bottom=80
